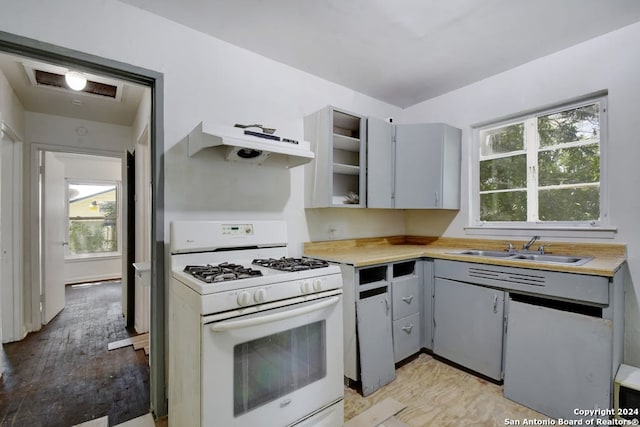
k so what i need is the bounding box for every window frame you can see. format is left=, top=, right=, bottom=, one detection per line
left=65, top=178, right=122, bottom=260
left=469, top=95, right=611, bottom=236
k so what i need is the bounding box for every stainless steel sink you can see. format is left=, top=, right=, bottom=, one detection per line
left=450, top=249, right=593, bottom=265
left=511, top=253, right=593, bottom=265
left=454, top=249, right=514, bottom=258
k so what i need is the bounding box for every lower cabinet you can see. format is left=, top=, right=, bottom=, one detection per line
left=351, top=260, right=424, bottom=395
left=391, top=261, right=422, bottom=363
left=356, top=287, right=395, bottom=397
left=504, top=297, right=612, bottom=420
left=433, top=278, right=505, bottom=381
left=421, top=260, right=434, bottom=350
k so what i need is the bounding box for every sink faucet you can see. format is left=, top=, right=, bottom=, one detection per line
left=523, top=235, right=540, bottom=251
left=505, top=242, right=515, bottom=254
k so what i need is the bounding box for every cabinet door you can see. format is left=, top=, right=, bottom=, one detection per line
left=433, top=278, right=504, bottom=380
left=394, top=124, right=443, bottom=208
left=356, top=290, right=396, bottom=396
left=504, top=299, right=612, bottom=420
left=421, top=260, right=434, bottom=350
left=367, top=117, right=394, bottom=208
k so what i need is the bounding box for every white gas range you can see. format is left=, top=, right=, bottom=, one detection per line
left=168, top=220, right=344, bottom=427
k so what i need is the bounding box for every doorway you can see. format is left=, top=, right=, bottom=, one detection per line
left=40, top=151, right=124, bottom=324
left=0, top=31, right=165, bottom=416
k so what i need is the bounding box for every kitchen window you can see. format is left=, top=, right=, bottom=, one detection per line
left=471, top=96, right=608, bottom=231
left=67, top=181, right=120, bottom=257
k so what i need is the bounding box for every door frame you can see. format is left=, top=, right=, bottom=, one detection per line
left=35, top=146, right=124, bottom=324
left=0, top=31, right=166, bottom=416
left=0, top=120, right=24, bottom=343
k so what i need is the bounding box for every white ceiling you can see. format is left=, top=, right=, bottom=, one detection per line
left=120, top=0, right=640, bottom=108
left=0, top=51, right=146, bottom=126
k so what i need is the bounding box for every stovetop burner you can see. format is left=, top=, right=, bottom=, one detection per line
left=183, top=263, right=263, bottom=283
left=252, top=257, right=329, bottom=272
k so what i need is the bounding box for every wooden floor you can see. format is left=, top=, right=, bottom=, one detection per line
left=344, top=353, right=550, bottom=426
left=0, top=281, right=150, bottom=427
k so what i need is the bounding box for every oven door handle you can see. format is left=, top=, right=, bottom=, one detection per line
left=209, top=296, right=340, bottom=332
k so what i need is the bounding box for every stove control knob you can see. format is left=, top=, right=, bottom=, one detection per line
left=254, top=288, right=267, bottom=303
left=237, top=291, right=251, bottom=307
left=313, top=279, right=323, bottom=292
left=300, top=281, right=312, bottom=294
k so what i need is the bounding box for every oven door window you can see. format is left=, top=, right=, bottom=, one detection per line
left=233, top=320, right=326, bottom=417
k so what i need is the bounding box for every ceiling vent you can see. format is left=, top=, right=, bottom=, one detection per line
left=34, top=70, right=118, bottom=98
left=21, top=61, right=123, bottom=102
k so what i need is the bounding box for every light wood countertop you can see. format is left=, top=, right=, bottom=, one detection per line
left=303, top=236, right=626, bottom=277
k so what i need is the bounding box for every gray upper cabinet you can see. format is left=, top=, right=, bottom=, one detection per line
left=367, top=117, right=394, bottom=209
left=367, top=118, right=461, bottom=209
left=396, top=124, right=461, bottom=209
left=304, top=106, right=367, bottom=208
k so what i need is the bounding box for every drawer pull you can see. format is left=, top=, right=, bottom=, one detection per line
left=402, top=295, right=414, bottom=304
left=402, top=324, right=414, bottom=334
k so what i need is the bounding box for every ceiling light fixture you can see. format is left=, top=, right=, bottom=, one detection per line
left=65, top=71, right=87, bottom=91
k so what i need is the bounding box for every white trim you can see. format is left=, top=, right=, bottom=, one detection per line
left=66, top=253, right=121, bottom=262
left=470, top=95, right=608, bottom=229
left=525, top=118, right=538, bottom=222
left=0, top=121, right=21, bottom=142
left=65, top=179, right=121, bottom=259
left=480, top=188, right=526, bottom=195
left=29, top=143, right=123, bottom=331
left=538, top=138, right=599, bottom=153
left=465, top=225, right=617, bottom=240
left=0, top=121, right=25, bottom=342
left=66, top=273, right=122, bottom=285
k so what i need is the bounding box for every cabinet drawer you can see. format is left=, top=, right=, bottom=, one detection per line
left=392, top=275, right=420, bottom=320
left=393, top=312, right=421, bottom=363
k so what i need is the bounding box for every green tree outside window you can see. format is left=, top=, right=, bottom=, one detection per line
left=477, top=101, right=602, bottom=223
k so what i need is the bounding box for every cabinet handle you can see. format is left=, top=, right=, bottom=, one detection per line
left=493, top=294, right=498, bottom=314
left=402, top=295, right=414, bottom=304
left=384, top=297, right=390, bottom=315
left=402, top=324, right=414, bottom=334
left=434, top=191, right=439, bottom=205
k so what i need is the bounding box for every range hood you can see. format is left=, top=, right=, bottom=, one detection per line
left=187, top=121, right=314, bottom=167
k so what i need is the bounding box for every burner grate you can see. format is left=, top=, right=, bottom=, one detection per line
left=252, top=257, right=329, bottom=272
left=183, top=263, right=263, bottom=283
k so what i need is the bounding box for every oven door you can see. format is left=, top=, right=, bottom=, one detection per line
left=202, top=292, right=344, bottom=427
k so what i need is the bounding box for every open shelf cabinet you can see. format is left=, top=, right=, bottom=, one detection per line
left=304, top=106, right=366, bottom=208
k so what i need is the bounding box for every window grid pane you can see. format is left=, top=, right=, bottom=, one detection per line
left=538, top=104, right=599, bottom=148
left=476, top=100, right=602, bottom=224
left=68, top=183, right=118, bottom=255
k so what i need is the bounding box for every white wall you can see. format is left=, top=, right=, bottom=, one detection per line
left=26, top=117, right=128, bottom=286
left=401, top=22, right=640, bottom=365
left=0, top=67, right=25, bottom=347
left=0, top=0, right=402, bottom=260
left=0, top=68, right=25, bottom=136
left=7, top=0, right=636, bottom=367
left=25, top=112, right=132, bottom=153
left=57, top=153, right=122, bottom=284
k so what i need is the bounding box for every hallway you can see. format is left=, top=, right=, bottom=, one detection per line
left=0, top=281, right=150, bottom=426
